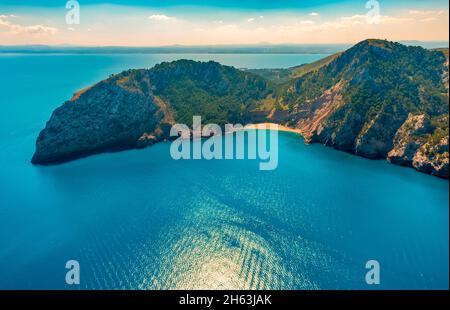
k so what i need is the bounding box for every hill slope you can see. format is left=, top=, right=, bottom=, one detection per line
left=247, top=52, right=341, bottom=84
left=31, top=60, right=274, bottom=164
left=274, top=39, right=448, bottom=177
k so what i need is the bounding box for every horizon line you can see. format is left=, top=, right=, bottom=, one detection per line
left=1, top=39, right=449, bottom=49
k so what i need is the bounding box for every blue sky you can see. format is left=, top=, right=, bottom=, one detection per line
left=1, top=0, right=447, bottom=9
left=0, top=0, right=448, bottom=45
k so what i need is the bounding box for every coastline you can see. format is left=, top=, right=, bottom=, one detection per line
left=244, top=123, right=448, bottom=180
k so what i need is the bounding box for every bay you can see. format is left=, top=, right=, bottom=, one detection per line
left=0, top=53, right=448, bottom=289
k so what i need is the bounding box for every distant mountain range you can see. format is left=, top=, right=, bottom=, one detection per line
left=31, top=39, right=449, bottom=178
left=1, top=41, right=448, bottom=54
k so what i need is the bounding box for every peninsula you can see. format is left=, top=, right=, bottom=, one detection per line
left=31, top=39, right=449, bottom=178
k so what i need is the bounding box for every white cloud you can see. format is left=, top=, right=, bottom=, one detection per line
left=405, top=10, right=448, bottom=24
left=309, top=12, right=320, bottom=17
left=380, top=16, right=414, bottom=24
left=148, top=14, right=176, bottom=21
left=421, top=17, right=439, bottom=22
left=409, top=10, right=445, bottom=16
left=0, top=14, right=57, bottom=35
left=340, top=15, right=366, bottom=24
left=299, top=20, right=315, bottom=26
left=247, top=18, right=255, bottom=22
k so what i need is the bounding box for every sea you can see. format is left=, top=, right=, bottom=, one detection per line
left=0, top=53, right=448, bottom=289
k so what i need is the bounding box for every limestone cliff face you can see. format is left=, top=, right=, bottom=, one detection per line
left=413, top=136, right=449, bottom=178
left=31, top=70, right=170, bottom=164
left=385, top=113, right=449, bottom=177
left=293, top=81, right=345, bottom=144
left=387, top=114, right=432, bottom=166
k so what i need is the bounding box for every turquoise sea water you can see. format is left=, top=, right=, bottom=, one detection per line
left=0, top=54, right=448, bottom=289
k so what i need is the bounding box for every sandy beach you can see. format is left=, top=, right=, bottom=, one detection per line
left=244, top=123, right=303, bottom=135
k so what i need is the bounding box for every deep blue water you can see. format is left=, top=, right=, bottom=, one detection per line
left=0, top=54, right=448, bottom=289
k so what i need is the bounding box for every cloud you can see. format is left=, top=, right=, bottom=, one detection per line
left=148, top=14, right=176, bottom=21
left=406, top=10, right=448, bottom=24
left=247, top=18, right=255, bottom=22
left=379, top=15, right=414, bottom=24
left=404, top=10, right=448, bottom=24
left=339, top=14, right=366, bottom=25
left=309, top=12, right=320, bottom=17
left=0, top=14, right=57, bottom=35
left=408, top=10, right=445, bottom=16
left=324, top=14, right=414, bottom=28
left=275, top=13, right=418, bottom=36
left=299, top=20, right=315, bottom=26
left=421, top=17, right=439, bottom=22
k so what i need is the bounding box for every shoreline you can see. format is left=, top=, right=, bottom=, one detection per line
left=244, top=123, right=304, bottom=135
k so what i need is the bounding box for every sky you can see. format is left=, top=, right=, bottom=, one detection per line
left=0, top=0, right=448, bottom=46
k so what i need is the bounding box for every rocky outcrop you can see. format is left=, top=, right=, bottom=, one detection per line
left=387, top=114, right=432, bottom=166
left=385, top=113, right=449, bottom=178
left=354, top=104, right=408, bottom=159
left=31, top=70, right=168, bottom=164
left=413, top=136, right=449, bottom=178
left=293, top=81, right=345, bottom=143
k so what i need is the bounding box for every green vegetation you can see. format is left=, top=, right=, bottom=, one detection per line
left=283, top=40, right=448, bottom=147
left=290, top=53, right=342, bottom=79
left=247, top=52, right=341, bottom=84
left=148, top=60, right=275, bottom=126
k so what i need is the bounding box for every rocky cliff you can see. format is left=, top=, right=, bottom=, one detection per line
left=31, top=70, right=171, bottom=164
left=274, top=39, right=449, bottom=178
left=32, top=40, right=449, bottom=178
left=387, top=114, right=449, bottom=178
